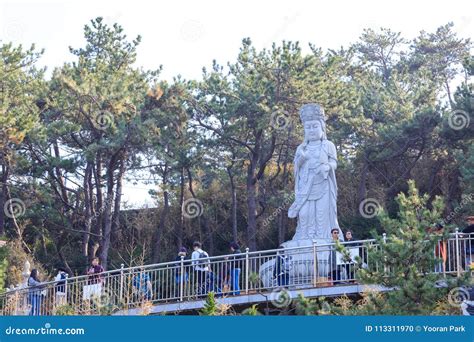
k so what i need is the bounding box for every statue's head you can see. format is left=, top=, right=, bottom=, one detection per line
left=300, top=103, right=326, bottom=142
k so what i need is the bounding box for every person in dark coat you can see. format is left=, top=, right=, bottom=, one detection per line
left=174, top=247, right=188, bottom=298
left=330, top=228, right=342, bottom=284
left=228, top=242, right=243, bottom=295
left=273, top=245, right=290, bottom=287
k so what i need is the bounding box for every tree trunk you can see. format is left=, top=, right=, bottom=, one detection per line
left=277, top=211, right=286, bottom=245
left=89, top=153, right=103, bottom=261
left=227, top=166, right=238, bottom=243
left=152, top=163, right=169, bottom=263
left=246, top=167, right=258, bottom=251
left=177, top=167, right=185, bottom=248
left=186, top=167, right=214, bottom=253
left=111, top=159, right=125, bottom=235
left=100, top=165, right=115, bottom=270
left=82, top=163, right=92, bottom=257
left=358, top=156, right=369, bottom=209
left=100, top=150, right=124, bottom=270
left=53, top=141, right=69, bottom=205
left=0, top=154, right=9, bottom=236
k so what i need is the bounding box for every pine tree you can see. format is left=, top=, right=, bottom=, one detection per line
left=0, top=42, right=44, bottom=236
left=0, top=245, right=8, bottom=293
left=356, top=180, right=469, bottom=314
left=241, top=304, right=262, bottom=316
left=200, top=292, right=218, bottom=316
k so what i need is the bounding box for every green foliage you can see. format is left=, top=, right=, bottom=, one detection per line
left=248, top=272, right=261, bottom=287
left=293, top=182, right=470, bottom=315
left=356, top=180, right=470, bottom=314
left=200, top=292, right=219, bottom=316
left=1, top=241, right=47, bottom=289
left=0, top=19, right=472, bottom=276
left=294, top=294, right=332, bottom=315
left=241, top=304, right=262, bottom=316
left=0, top=245, right=8, bottom=293
left=54, top=304, right=76, bottom=316
left=0, top=42, right=44, bottom=149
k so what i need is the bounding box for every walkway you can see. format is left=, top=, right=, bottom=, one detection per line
left=0, top=231, right=471, bottom=315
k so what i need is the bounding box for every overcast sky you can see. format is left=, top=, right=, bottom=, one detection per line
left=1, top=0, right=472, bottom=206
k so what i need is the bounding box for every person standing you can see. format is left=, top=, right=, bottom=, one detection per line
left=345, top=230, right=353, bottom=242
left=273, top=245, right=290, bottom=287
left=191, top=241, right=210, bottom=296
left=344, top=230, right=358, bottom=282
left=87, top=257, right=105, bottom=284
left=54, top=268, right=68, bottom=306
left=463, top=216, right=474, bottom=268
left=132, top=267, right=153, bottom=301
left=175, top=247, right=189, bottom=298
left=229, top=242, right=242, bottom=295
left=85, top=257, right=105, bottom=301
left=28, top=269, right=43, bottom=316
left=329, top=228, right=342, bottom=284
left=429, top=224, right=447, bottom=274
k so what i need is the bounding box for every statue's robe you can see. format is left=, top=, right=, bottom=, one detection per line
left=288, top=139, right=342, bottom=241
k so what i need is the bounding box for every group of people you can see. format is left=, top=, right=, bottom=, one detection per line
left=116, top=241, right=244, bottom=302
left=21, top=217, right=474, bottom=316
left=26, top=267, right=69, bottom=316
left=171, top=241, right=243, bottom=298
left=330, top=228, right=359, bottom=284
left=272, top=229, right=360, bottom=287
left=25, top=234, right=361, bottom=315
left=25, top=257, right=104, bottom=316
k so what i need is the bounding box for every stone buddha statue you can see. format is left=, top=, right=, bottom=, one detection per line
left=288, top=103, right=342, bottom=243
left=259, top=103, right=342, bottom=286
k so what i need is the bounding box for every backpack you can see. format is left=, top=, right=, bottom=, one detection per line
left=281, top=255, right=291, bottom=273
left=197, top=251, right=210, bottom=268
left=56, top=272, right=67, bottom=292
left=57, top=272, right=67, bottom=286
left=274, top=254, right=291, bottom=276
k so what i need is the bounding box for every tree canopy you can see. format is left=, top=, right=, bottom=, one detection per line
left=0, top=18, right=472, bottom=279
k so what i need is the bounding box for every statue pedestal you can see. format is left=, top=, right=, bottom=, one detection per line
left=259, top=238, right=333, bottom=288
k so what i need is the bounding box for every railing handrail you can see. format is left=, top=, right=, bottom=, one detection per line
left=0, top=230, right=470, bottom=315
left=2, top=238, right=378, bottom=292
left=1, top=232, right=467, bottom=296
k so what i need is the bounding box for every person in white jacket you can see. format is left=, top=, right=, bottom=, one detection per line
left=191, top=241, right=209, bottom=295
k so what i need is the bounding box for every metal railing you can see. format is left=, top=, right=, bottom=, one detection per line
left=0, top=230, right=472, bottom=316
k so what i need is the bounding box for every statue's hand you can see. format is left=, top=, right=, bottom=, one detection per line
left=288, top=202, right=299, bottom=218
left=297, top=151, right=308, bottom=167
left=300, top=151, right=308, bottom=161
left=319, top=163, right=330, bottom=174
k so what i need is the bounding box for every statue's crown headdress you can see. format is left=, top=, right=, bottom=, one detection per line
left=299, top=103, right=326, bottom=123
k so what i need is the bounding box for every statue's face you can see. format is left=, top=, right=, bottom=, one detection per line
left=304, top=120, right=323, bottom=141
